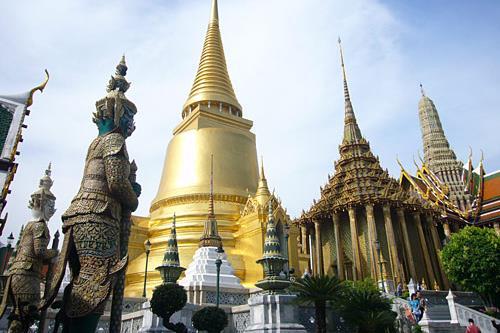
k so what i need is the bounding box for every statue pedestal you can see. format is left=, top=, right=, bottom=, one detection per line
left=178, top=247, right=247, bottom=306
left=244, top=294, right=307, bottom=333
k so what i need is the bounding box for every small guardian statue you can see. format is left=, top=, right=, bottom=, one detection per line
left=41, top=56, right=140, bottom=333
left=0, top=164, right=58, bottom=333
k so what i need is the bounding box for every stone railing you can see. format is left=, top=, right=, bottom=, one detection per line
left=454, top=302, right=498, bottom=333
left=121, top=308, right=147, bottom=333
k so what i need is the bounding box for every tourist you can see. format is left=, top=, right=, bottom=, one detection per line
left=396, top=283, right=403, bottom=297
left=466, top=319, right=481, bottom=333
left=409, top=293, right=421, bottom=323
left=416, top=291, right=427, bottom=321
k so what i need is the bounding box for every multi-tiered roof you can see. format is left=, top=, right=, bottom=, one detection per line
left=300, top=40, right=422, bottom=222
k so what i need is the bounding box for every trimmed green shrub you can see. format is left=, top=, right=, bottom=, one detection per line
left=192, top=306, right=228, bottom=333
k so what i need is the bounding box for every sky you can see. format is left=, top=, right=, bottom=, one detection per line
left=0, top=0, right=498, bottom=242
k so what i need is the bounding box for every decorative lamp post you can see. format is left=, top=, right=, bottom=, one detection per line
left=143, top=239, right=151, bottom=298
left=156, top=213, right=185, bottom=284
left=215, top=245, right=224, bottom=308
left=255, top=201, right=289, bottom=293
left=375, top=240, right=385, bottom=293
left=283, top=222, right=290, bottom=279
left=6, top=233, right=14, bottom=248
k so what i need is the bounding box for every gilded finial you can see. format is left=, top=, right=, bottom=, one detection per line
left=260, top=156, right=266, bottom=180
left=418, top=150, right=425, bottom=165
left=412, top=155, right=420, bottom=169
left=396, top=156, right=405, bottom=171
left=46, top=162, right=52, bottom=176
left=338, top=37, right=349, bottom=101
left=199, top=154, right=221, bottom=248
left=210, top=0, right=219, bottom=23
left=26, top=69, right=50, bottom=107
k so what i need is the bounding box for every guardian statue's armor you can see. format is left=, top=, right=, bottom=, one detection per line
left=0, top=165, right=58, bottom=333
left=42, top=56, right=140, bottom=332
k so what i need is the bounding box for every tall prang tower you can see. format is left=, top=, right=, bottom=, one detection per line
left=418, top=86, right=470, bottom=210
left=125, top=0, right=300, bottom=297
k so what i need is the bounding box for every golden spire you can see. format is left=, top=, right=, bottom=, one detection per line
left=199, top=154, right=222, bottom=248
left=338, top=38, right=362, bottom=144
left=255, top=156, right=271, bottom=202
left=183, top=0, right=242, bottom=118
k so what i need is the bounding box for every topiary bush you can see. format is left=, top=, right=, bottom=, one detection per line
left=192, top=306, right=228, bottom=333
left=150, top=283, right=188, bottom=333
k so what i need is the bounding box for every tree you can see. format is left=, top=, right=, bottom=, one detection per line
left=335, top=287, right=396, bottom=333
left=192, top=306, right=228, bottom=333
left=440, top=226, right=500, bottom=307
left=291, top=275, right=344, bottom=333
left=150, top=283, right=188, bottom=333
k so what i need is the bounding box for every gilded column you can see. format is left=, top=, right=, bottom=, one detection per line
left=332, top=212, right=344, bottom=280
left=348, top=207, right=362, bottom=279
left=383, top=205, right=405, bottom=284
left=365, top=204, right=378, bottom=279
left=425, top=214, right=450, bottom=289
left=314, top=219, right=324, bottom=276
left=300, top=225, right=307, bottom=254
left=413, top=212, right=436, bottom=287
left=397, top=208, right=417, bottom=281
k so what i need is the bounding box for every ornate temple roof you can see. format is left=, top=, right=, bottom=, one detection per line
left=183, top=0, right=242, bottom=118
left=0, top=71, right=49, bottom=234
left=299, top=40, right=418, bottom=223
left=400, top=154, right=500, bottom=226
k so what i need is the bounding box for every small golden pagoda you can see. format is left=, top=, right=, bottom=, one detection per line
left=296, top=40, right=448, bottom=290
left=125, top=0, right=300, bottom=297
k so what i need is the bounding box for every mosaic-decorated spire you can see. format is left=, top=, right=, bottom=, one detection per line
left=162, top=213, right=181, bottom=267
left=418, top=84, right=470, bottom=210
left=156, top=213, right=186, bottom=284
left=262, top=201, right=283, bottom=259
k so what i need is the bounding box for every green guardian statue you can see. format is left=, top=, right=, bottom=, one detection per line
left=42, top=56, right=140, bottom=332
left=0, top=164, right=58, bottom=333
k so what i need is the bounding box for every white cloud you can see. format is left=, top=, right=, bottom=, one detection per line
left=0, top=0, right=497, bottom=241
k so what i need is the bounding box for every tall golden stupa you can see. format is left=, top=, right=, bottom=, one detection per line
left=125, top=0, right=300, bottom=297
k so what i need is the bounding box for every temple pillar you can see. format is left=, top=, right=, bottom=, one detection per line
left=425, top=214, right=450, bottom=290
left=397, top=208, right=417, bottom=281
left=308, top=230, right=316, bottom=275
left=332, top=212, right=344, bottom=280
left=300, top=225, right=307, bottom=254
left=494, top=222, right=500, bottom=236
left=348, top=207, right=362, bottom=280
left=383, top=205, right=405, bottom=284
left=313, top=220, right=324, bottom=276
left=413, top=212, right=436, bottom=287
left=365, top=204, right=378, bottom=279
left=443, top=222, right=452, bottom=239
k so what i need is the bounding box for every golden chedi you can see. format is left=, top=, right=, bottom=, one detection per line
left=125, top=0, right=300, bottom=297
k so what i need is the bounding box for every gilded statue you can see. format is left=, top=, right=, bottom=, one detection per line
left=0, top=165, right=58, bottom=333
left=41, top=56, right=140, bottom=332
